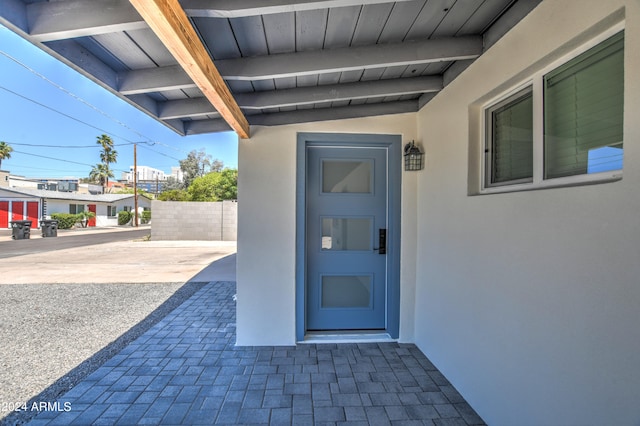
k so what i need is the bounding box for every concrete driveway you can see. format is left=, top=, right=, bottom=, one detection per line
left=0, top=226, right=236, bottom=284
left=0, top=226, right=237, bottom=424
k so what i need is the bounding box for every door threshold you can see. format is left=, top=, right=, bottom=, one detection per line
left=301, top=330, right=396, bottom=344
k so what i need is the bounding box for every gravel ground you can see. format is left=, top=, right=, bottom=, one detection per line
left=0, top=282, right=205, bottom=425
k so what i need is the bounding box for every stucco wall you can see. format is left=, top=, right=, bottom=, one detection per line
left=46, top=198, right=151, bottom=227
left=414, top=1, right=640, bottom=425
left=237, top=114, right=418, bottom=346
left=151, top=200, right=237, bottom=241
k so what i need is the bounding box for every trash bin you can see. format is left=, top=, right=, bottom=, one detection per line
left=40, top=220, right=58, bottom=238
left=10, top=220, right=32, bottom=240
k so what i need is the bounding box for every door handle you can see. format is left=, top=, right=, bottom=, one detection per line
left=373, top=228, right=386, bottom=255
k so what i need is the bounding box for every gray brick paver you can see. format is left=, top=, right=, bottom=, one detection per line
left=344, top=405, right=367, bottom=421
left=68, top=403, right=108, bottom=425
left=384, top=405, right=410, bottom=421
left=145, top=395, right=175, bottom=419
left=314, top=406, right=345, bottom=422
left=113, top=403, right=150, bottom=425
left=104, top=390, right=140, bottom=404
left=236, top=407, right=270, bottom=424
left=176, top=385, right=203, bottom=403
left=364, top=406, right=392, bottom=426
left=433, top=419, right=468, bottom=426
left=29, top=282, right=485, bottom=426
left=292, top=414, right=314, bottom=425
left=161, top=402, right=192, bottom=424
left=292, top=394, right=313, bottom=415
left=270, top=407, right=293, bottom=425
left=331, top=393, right=362, bottom=407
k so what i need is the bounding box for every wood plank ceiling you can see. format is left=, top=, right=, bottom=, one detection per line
left=0, top=0, right=542, bottom=138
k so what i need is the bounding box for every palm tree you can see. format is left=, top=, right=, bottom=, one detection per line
left=89, top=163, right=113, bottom=189
left=95, top=134, right=118, bottom=191
left=96, top=134, right=115, bottom=150
left=0, top=141, right=13, bottom=169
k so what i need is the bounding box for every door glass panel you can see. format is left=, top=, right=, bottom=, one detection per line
left=321, top=218, right=371, bottom=250
left=322, top=160, right=371, bottom=193
left=321, top=276, right=371, bottom=308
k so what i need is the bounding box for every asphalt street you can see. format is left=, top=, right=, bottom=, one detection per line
left=0, top=228, right=151, bottom=259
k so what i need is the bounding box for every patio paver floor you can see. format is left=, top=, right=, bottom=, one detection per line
left=29, top=282, right=485, bottom=425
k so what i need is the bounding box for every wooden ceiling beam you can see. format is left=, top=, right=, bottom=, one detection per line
left=129, top=0, right=250, bottom=138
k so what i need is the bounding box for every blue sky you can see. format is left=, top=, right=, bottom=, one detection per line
left=0, top=25, right=238, bottom=179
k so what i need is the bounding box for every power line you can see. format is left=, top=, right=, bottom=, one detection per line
left=6, top=138, right=187, bottom=164
left=0, top=85, right=137, bottom=143
left=0, top=85, right=188, bottom=160
left=0, top=44, right=195, bottom=168
left=148, top=139, right=192, bottom=155
left=0, top=47, right=155, bottom=144
left=4, top=164, right=88, bottom=173
left=12, top=150, right=130, bottom=174
left=137, top=143, right=181, bottom=162
left=6, top=140, right=135, bottom=149
left=0, top=85, right=188, bottom=159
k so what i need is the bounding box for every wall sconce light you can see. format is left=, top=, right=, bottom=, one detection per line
left=404, top=140, right=424, bottom=171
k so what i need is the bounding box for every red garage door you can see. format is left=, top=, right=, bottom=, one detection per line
left=11, top=201, right=24, bottom=221
left=0, top=201, right=8, bottom=228
left=27, top=202, right=39, bottom=227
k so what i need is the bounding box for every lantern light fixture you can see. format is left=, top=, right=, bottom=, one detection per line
left=403, top=140, right=424, bottom=171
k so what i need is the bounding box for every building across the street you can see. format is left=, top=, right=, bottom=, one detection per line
left=0, top=187, right=151, bottom=228
left=123, top=165, right=167, bottom=182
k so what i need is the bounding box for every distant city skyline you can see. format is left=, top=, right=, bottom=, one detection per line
left=0, top=25, right=238, bottom=179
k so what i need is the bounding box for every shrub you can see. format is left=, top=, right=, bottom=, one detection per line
left=141, top=210, right=151, bottom=224
left=158, top=189, right=188, bottom=201
left=76, top=211, right=96, bottom=228
left=118, top=211, right=132, bottom=225
left=50, top=213, right=78, bottom=230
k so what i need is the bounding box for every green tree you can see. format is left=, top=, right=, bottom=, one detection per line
left=158, top=189, right=189, bottom=201
left=0, top=141, right=13, bottom=169
left=89, top=163, right=113, bottom=187
left=187, top=168, right=237, bottom=201
left=162, top=176, right=183, bottom=191
left=113, top=186, right=153, bottom=199
left=179, top=149, right=215, bottom=188
left=211, top=159, right=224, bottom=173
left=95, top=134, right=118, bottom=190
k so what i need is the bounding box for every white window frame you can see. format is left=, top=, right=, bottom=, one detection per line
left=484, top=85, right=534, bottom=188
left=481, top=23, right=624, bottom=194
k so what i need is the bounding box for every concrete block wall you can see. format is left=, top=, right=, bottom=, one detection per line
left=221, top=200, right=237, bottom=241
left=151, top=200, right=237, bottom=241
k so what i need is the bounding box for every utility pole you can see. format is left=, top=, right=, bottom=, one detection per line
left=134, top=143, right=139, bottom=227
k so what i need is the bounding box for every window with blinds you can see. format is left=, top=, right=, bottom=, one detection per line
left=544, top=31, right=624, bottom=179
left=482, top=29, right=624, bottom=192
left=487, top=87, right=533, bottom=186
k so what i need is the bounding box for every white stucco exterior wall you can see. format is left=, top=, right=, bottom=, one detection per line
left=237, top=114, right=418, bottom=346
left=45, top=197, right=150, bottom=227
left=413, top=1, right=640, bottom=425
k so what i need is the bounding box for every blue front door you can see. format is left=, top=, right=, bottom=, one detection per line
left=306, top=146, right=388, bottom=330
